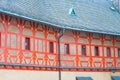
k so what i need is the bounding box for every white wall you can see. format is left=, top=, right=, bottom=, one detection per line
left=0, top=70, right=120, bottom=80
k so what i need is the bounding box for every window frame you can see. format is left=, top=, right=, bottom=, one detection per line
left=81, top=45, right=86, bottom=56
left=94, top=46, right=99, bottom=56
left=106, top=47, right=111, bottom=57
left=64, top=43, right=70, bottom=55
left=25, top=37, right=30, bottom=50
left=49, top=41, right=54, bottom=53
left=118, top=48, right=120, bottom=57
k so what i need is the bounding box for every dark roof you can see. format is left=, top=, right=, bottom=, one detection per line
left=0, top=0, right=120, bottom=35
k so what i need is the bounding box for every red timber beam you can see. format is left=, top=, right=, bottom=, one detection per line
left=101, top=34, right=105, bottom=68
left=104, top=35, right=115, bottom=69
left=112, top=36, right=116, bottom=68
left=18, top=18, right=24, bottom=65
left=19, top=19, right=29, bottom=66
left=0, top=14, right=120, bottom=71
left=72, top=30, right=80, bottom=68
left=42, top=24, right=50, bottom=67
left=0, top=13, right=4, bottom=64
left=3, top=14, right=9, bottom=64
left=30, top=21, right=39, bottom=65
left=87, top=32, right=92, bottom=68
left=52, top=27, right=60, bottom=67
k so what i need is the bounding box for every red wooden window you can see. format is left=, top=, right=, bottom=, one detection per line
left=64, top=44, right=69, bottom=54
left=49, top=42, right=54, bottom=53
left=107, top=47, right=111, bottom=57
left=118, top=48, right=120, bottom=57
left=25, top=37, right=30, bottom=50
left=81, top=45, right=86, bottom=56
left=95, top=46, right=99, bottom=56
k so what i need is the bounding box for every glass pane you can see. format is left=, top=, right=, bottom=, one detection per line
left=25, top=38, right=30, bottom=50
left=118, top=49, right=120, bottom=57
left=65, top=44, right=69, bottom=54
left=49, top=42, right=53, bottom=53
left=107, top=48, right=111, bottom=57
left=95, top=46, right=99, bottom=56
left=82, top=45, right=86, bottom=56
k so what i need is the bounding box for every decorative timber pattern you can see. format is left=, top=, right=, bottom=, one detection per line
left=0, top=14, right=120, bottom=71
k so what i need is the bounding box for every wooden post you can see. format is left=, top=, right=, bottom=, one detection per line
left=88, top=33, right=92, bottom=68
left=4, top=15, right=8, bottom=64
left=19, top=18, right=24, bottom=64
left=101, top=34, right=105, bottom=68
left=112, top=36, right=116, bottom=68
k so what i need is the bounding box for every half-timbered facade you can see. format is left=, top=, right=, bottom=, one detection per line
left=0, top=0, right=120, bottom=80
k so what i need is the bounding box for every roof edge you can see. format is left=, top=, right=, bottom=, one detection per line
left=0, top=9, right=120, bottom=36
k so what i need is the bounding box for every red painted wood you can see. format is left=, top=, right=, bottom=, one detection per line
left=0, top=14, right=119, bottom=71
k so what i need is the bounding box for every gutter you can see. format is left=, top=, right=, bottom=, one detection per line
left=58, top=28, right=65, bottom=80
